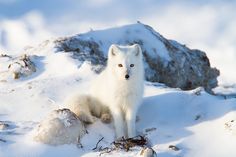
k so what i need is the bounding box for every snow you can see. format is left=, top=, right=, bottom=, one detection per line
left=0, top=11, right=53, bottom=53
left=0, top=47, right=236, bottom=156
left=0, top=1, right=236, bottom=155
left=78, top=23, right=171, bottom=61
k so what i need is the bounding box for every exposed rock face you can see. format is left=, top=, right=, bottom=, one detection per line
left=52, top=23, right=219, bottom=92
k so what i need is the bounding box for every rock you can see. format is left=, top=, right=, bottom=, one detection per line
left=27, top=23, right=219, bottom=91
left=53, top=23, right=219, bottom=92
left=0, top=122, right=9, bottom=130
left=138, top=147, right=157, bottom=157
left=225, top=119, right=236, bottom=135
left=168, top=145, right=180, bottom=151
left=33, top=108, right=86, bottom=145
left=8, top=54, right=36, bottom=79
left=12, top=72, right=19, bottom=79
left=0, top=54, right=36, bottom=80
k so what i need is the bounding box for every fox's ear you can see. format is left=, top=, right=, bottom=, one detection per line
left=108, top=44, right=119, bottom=57
left=133, top=44, right=142, bottom=56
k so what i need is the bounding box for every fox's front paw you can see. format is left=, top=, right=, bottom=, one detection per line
left=101, top=113, right=112, bottom=123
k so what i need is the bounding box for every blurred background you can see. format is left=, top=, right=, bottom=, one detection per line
left=0, top=0, right=236, bottom=84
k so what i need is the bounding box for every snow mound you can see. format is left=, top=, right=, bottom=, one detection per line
left=33, top=108, right=86, bottom=145
left=26, top=22, right=219, bottom=91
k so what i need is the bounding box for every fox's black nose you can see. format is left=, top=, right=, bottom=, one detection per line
left=125, top=74, right=129, bottom=79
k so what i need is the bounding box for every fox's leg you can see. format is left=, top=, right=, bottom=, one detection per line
left=126, top=108, right=137, bottom=138
left=111, top=107, right=125, bottom=139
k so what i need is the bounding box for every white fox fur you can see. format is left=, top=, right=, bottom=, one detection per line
left=90, top=44, right=144, bottom=138
left=65, top=44, right=144, bottom=139
left=66, top=94, right=111, bottom=124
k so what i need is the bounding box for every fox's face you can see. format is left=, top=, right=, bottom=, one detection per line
left=107, top=44, right=143, bottom=81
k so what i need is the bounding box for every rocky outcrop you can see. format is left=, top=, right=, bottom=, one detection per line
left=52, top=23, right=219, bottom=92
left=0, top=54, right=36, bottom=80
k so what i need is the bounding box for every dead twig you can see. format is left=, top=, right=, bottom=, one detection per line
left=92, top=137, right=104, bottom=150
left=76, top=136, right=83, bottom=149
left=145, top=127, right=157, bottom=133
left=99, top=147, right=115, bottom=156
left=112, top=135, right=147, bottom=151
left=0, top=138, right=6, bottom=143
left=97, top=135, right=148, bottom=156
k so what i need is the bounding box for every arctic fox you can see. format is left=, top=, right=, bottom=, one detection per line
left=90, top=44, right=144, bottom=138
left=66, top=44, right=144, bottom=139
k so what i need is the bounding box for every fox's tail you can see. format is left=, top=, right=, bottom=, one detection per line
left=65, top=94, right=111, bottom=124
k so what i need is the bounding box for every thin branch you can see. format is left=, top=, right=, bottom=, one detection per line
left=92, top=137, right=104, bottom=150
left=97, top=135, right=148, bottom=156
left=0, top=138, right=6, bottom=143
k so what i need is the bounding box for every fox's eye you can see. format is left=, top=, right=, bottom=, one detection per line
left=118, top=64, right=123, bottom=67
left=130, top=64, right=134, bottom=67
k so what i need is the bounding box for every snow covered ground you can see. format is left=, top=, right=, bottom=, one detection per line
left=1, top=1, right=236, bottom=156
left=0, top=44, right=236, bottom=156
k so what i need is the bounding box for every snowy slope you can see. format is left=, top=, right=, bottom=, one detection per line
left=1, top=73, right=236, bottom=157
left=0, top=24, right=236, bottom=157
